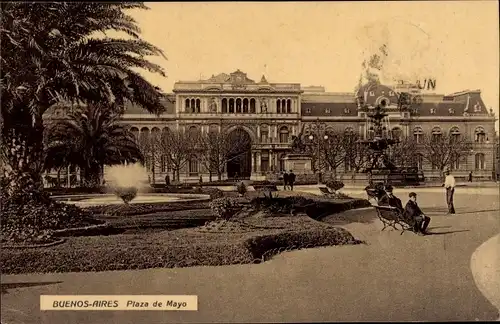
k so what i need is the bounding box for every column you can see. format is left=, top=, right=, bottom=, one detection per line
left=270, top=150, right=274, bottom=172
left=256, top=151, right=262, bottom=174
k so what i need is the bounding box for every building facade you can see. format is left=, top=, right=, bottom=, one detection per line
left=118, top=69, right=497, bottom=183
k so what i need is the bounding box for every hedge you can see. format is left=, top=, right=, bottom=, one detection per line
left=0, top=225, right=360, bottom=274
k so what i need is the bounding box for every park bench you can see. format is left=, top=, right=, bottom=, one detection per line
left=253, top=184, right=279, bottom=199
left=373, top=205, right=415, bottom=235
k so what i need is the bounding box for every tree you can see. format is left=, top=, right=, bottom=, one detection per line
left=198, top=129, right=251, bottom=181
left=389, top=137, right=419, bottom=168
left=319, top=131, right=348, bottom=179
left=420, top=133, right=473, bottom=178
left=44, top=104, right=143, bottom=187
left=152, top=128, right=199, bottom=182
left=343, top=135, right=371, bottom=176
left=1, top=2, right=166, bottom=197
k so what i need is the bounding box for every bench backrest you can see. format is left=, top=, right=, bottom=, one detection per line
left=374, top=205, right=401, bottom=221
left=319, top=187, right=331, bottom=194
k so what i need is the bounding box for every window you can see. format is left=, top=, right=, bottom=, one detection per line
left=413, top=127, right=423, bottom=144
left=185, top=99, right=190, bottom=111
left=243, top=98, right=249, bottom=113
left=450, top=127, right=461, bottom=143
left=448, top=107, right=455, bottom=114
left=236, top=98, right=242, bottom=113
left=276, top=99, right=281, bottom=114
left=368, top=127, right=375, bottom=140
left=260, top=126, right=269, bottom=143
left=222, top=98, right=228, bottom=113
left=261, top=151, right=269, bottom=172
left=286, top=99, right=292, bottom=113
left=229, top=98, right=235, bottom=113
left=190, top=99, right=195, bottom=113
left=473, top=102, right=481, bottom=112
left=344, top=157, right=353, bottom=172
left=343, top=107, right=351, bottom=114
left=391, top=127, right=402, bottom=141
left=278, top=153, right=286, bottom=172
left=325, top=108, right=331, bottom=114
left=189, top=159, right=198, bottom=175
left=369, top=91, right=375, bottom=96
left=475, top=153, right=485, bottom=170
left=160, top=155, right=166, bottom=173
left=250, top=98, right=256, bottom=113
left=451, top=158, right=460, bottom=171
left=475, top=127, right=486, bottom=143
left=130, top=127, right=139, bottom=142
left=430, top=108, right=436, bottom=114
left=306, top=108, right=311, bottom=114
left=279, top=126, right=289, bottom=143
left=431, top=127, right=442, bottom=142
left=195, top=99, right=201, bottom=113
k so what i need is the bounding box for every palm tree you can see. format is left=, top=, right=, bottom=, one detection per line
left=1, top=2, right=166, bottom=196
left=44, top=104, right=144, bottom=187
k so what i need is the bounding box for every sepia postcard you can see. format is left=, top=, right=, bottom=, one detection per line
left=1, top=1, right=499, bottom=323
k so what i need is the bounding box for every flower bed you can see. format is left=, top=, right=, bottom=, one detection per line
left=0, top=215, right=362, bottom=274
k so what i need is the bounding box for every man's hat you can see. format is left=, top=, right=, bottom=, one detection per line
left=409, top=192, right=417, bottom=198
left=385, top=185, right=393, bottom=192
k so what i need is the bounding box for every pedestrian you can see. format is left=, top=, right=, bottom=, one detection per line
left=468, top=171, right=473, bottom=182
left=283, top=171, right=289, bottom=190
left=165, top=174, right=170, bottom=186
left=289, top=170, right=296, bottom=191
left=443, top=169, right=456, bottom=214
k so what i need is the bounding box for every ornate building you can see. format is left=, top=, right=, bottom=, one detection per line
left=117, top=69, right=497, bottom=183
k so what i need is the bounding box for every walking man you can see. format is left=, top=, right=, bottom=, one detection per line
left=289, top=170, right=296, bottom=191
left=444, top=169, right=456, bottom=214
left=283, top=171, right=289, bottom=191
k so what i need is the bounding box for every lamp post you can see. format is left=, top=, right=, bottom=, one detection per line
left=308, top=133, right=328, bottom=184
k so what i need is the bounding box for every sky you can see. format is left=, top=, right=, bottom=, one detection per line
left=127, top=1, right=499, bottom=130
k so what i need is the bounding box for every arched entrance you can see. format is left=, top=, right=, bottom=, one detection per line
left=226, top=128, right=252, bottom=179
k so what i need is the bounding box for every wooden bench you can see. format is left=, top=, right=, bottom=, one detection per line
left=254, top=184, right=279, bottom=199
left=374, top=205, right=415, bottom=235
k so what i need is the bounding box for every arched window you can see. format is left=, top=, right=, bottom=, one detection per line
left=281, top=99, right=286, bottom=113
left=279, top=126, right=289, bottom=143
left=413, top=127, right=423, bottom=144
left=235, top=98, right=241, bottom=113
left=139, top=127, right=150, bottom=145
left=185, top=99, right=190, bottom=111
left=474, top=127, right=487, bottom=143
left=344, top=127, right=355, bottom=143
left=150, top=127, right=161, bottom=145
left=475, top=153, right=485, bottom=170
left=243, top=98, right=249, bottom=113
left=190, top=99, right=195, bottom=112
left=250, top=98, right=256, bottom=113
left=450, top=126, right=461, bottom=143
left=276, top=99, right=282, bottom=114
left=286, top=99, right=292, bottom=113
left=222, top=98, right=228, bottom=113
left=278, top=153, right=286, bottom=172
left=195, top=99, right=201, bottom=113
left=431, top=127, right=442, bottom=142
left=130, top=127, right=139, bottom=142
left=391, top=127, right=402, bottom=141
left=229, top=98, right=235, bottom=113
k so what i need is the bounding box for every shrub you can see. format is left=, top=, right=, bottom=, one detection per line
left=325, top=180, right=344, bottom=192
left=114, top=187, right=138, bottom=204
left=209, top=197, right=241, bottom=220
left=236, top=181, right=247, bottom=196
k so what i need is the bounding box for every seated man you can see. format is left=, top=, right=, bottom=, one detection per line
left=404, top=192, right=431, bottom=235
left=378, top=185, right=404, bottom=213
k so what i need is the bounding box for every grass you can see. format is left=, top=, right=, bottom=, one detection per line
left=0, top=214, right=364, bottom=275
left=1, top=190, right=370, bottom=274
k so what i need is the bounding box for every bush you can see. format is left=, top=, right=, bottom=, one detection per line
left=0, top=185, right=102, bottom=243
left=209, top=197, right=241, bottom=220
left=114, top=187, right=138, bottom=204
left=236, top=181, right=247, bottom=196
left=325, top=180, right=344, bottom=192
left=250, top=196, right=312, bottom=215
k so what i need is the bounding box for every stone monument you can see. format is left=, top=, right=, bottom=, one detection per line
left=284, top=124, right=314, bottom=174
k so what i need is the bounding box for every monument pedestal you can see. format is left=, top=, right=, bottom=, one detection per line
left=283, top=154, right=313, bottom=174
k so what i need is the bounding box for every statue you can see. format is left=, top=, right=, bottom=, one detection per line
left=291, top=124, right=307, bottom=153
left=260, top=98, right=268, bottom=113
left=209, top=98, right=217, bottom=112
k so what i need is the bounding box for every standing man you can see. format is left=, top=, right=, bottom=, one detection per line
left=444, top=169, right=456, bottom=214
left=283, top=171, right=289, bottom=191
left=468, top=171, right=473, bottom=182
left=289, top=170, right=296, bottom=191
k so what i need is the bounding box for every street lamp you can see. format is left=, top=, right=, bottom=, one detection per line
left=308, top=134, right=328, bottom=183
